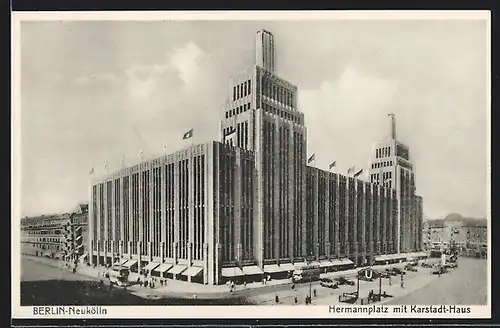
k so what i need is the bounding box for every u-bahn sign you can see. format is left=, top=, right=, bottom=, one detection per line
left=357, top=268, right=381, bottom=281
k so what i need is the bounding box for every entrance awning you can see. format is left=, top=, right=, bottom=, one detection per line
left=263, top=264, right=286, bottom=273
left=122, top=259, right=138, bottom=268
left=114, top=258, right=128, bottom=266
left=168, top=265, right=187, bottom=275
left=331, top=258, right=354, bottom=265
left=182, top=266, right=203, bottom=277
left=391, top=254, right=407, bottom=261
left=280, top=263, right=295, bottom=271
left=153, top=263, right=173, bottom=273
left=242, top=265, right=264, bottom=275
left=374, top=254, right=391, bottom=262
left=143, top=261, right=160, bottom=271
left=340, top=258, right=354, bottom=265
left=294, top=262, right=306, bottom=269
left=320, top=260, right=334, bottom=267
left=222, top=267, right=244, bottom=277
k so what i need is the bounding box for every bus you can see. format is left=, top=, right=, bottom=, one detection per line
left=292, top=264, right=321, bottom=283
left=107, top=265, right=130, bottom=286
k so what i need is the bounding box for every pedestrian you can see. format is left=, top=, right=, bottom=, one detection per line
left=291, top=283, right=295, bottom=290
left=389, top=276, right=392, bottom=285
left=294, top=296, right=298, bottom=304
left=275, top=295, right=279, bottom=304
left=244, top=281, right=247, bottom=289
left=313, top=289, right=317, bottom=297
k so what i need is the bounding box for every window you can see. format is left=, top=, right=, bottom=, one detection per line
left=249, top=80, right=251, bottom=94
left=225, top=112, right=229, bottom=119
left=233, top=86, right=236, bottom=101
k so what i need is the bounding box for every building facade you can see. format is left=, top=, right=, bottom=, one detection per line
left=88, top=29, right=404, bottom=285
left=423, top=213, right=487, bottom=257
left=21, top=203, right=88, bottom=262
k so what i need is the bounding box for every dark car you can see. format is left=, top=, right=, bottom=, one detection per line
left=335, top=276, right=355, bottom=286
left=404, top=264, right=418, bottom=272
left=392, top=268, right=406, bottom=275
left=380, top=272, right=391, bottom=279
left=421, top=262, right=433, bottom=268
left=385, top=268, right=397, bottom=276
left=320, top=278, right=339, bottom=289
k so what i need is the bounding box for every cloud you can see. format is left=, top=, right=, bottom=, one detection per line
left=123, top=42, right=206, bottom=107
left=74, top=72, right=120, bottom=86
left=299, top=66, right=399, bottom=173
left=168, top=41, right=203, bottom=84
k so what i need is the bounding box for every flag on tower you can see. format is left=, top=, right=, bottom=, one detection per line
left=89, top=167, right=94, bottom=175
left=183, top=128, right=194, bottom=140
left=307, top=154, right=315, bottom=164
left=354, top=168, right=363, bottom=178
left=328, top=161, right=336, bottom=170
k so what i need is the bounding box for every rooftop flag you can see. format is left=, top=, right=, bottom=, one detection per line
left=183, top=128, right=194, bottom=140
left=307, top=154, right=315, bottom=164
left=347, top=166, right=355, bottom=175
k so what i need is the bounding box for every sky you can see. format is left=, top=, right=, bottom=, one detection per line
left=18, top=18, right=488, bottom=219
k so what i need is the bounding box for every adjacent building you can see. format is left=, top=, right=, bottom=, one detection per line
left=21, top=203, right=88, bottom=262
left=423, top=213, right=487, bottom=258
left=88, top=29, right=416, bottom=285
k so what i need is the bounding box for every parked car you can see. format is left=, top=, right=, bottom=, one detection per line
left=421, top=262, right=433, bottom=268
left=404, top=264, right=418, bottom=272
left=320, top=278, right=339, bottom=289
left=380, top=271, right=391, bottom=279
left=432, top=264, right=448, bottom=275
left=392, top=268, right=406, bottom=275
left=385, top=268, right=397, bottom=276
left=444, top=262, right=457, bottom=269
left=335, top=276, right=355, bottom=286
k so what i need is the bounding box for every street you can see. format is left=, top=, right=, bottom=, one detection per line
left=21, top=257, right=96, bottom=282
left=20, top=256, right=252, bottom=305
left=20, top=256, right=487, bottom=306
left=385, top=258, right=487, bottom=305
left=247, top=258, right=487, bottom=305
